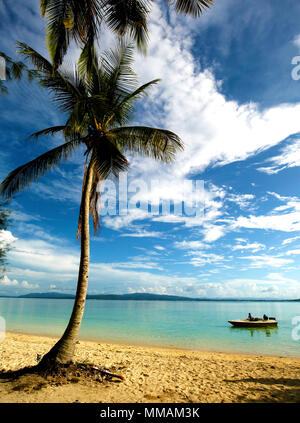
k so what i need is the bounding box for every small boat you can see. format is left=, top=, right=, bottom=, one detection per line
left=228, top=318, right=278, bottom=327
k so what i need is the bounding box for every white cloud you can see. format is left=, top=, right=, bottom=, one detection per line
left=232, top=242, right=265, bottom=252
left=89, top=261, right=198, bottom=295
left=165, top=276, right=300, bottom=299
left=9, top=238, right=79, bottom=274
left=257, top=165, right=285, bottom=175
left=133, top=6, right=300, bottom=177
left=283, top=235, right=300, bottom=245
left=154, top=245, right=165, bottom=250
left=202, top=225, right=226, bottom=242
left=267, top=191, right=299, bottom=202
left=235, top=237, right=247, bottom=243
left=21, top=280, right=39, bottom=289
left=0, top=275, right=39, bottom=289
left=239, top=255, right=294, bottom=268
left=226, top=193, right=255, bottom=209
left=258, top=137, right=300, bottom=174
left=231, top=211, right=300, bottom=232
left=103, top=209, right=149, bottom=231
left=107, top=261, right=163, bottom=270
left=174, top=240, right=207, bottom=250
left=286, top=249, right=300, bottom=256
left=0, top=230, right=17, bottom=246
left=120, top=229, right=164, bottom=238
left=0, top=275, right=18, bottom=286
left=189, top=253, right=225, bottom=267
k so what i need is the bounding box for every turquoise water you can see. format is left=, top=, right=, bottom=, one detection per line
left=0, top=298, right=299, bottom=357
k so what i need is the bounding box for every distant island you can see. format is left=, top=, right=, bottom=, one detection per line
left=0, top=292, right=299, bottom=301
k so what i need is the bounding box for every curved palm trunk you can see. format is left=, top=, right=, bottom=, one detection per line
left=38, top=163, right=94, bottom=367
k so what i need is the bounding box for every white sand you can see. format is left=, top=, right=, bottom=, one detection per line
left=0, top=332, right=299, bottom=403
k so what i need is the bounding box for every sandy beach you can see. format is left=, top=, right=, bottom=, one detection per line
left=0, top=332, right=299, bottom=403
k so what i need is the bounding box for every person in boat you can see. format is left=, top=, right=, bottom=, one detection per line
left=248, top=313, right=254, bottom=321
left=263, top=314, right=268, bottom=321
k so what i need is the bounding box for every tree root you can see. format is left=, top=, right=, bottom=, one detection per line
left=0, top=361, right=125, bottom=391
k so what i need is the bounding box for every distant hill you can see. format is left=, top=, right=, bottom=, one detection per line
left=18, top=292, right=75, bottom=299
left=87, top=292, right=199, bottom=301
left=17, top=292, right=199, bottom=301
left=0, top=292, right=299, bottom=301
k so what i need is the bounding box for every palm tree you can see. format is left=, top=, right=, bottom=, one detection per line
left=41, top=0, right=214, bottom=68
left=0, top=41, right=183, bottom=367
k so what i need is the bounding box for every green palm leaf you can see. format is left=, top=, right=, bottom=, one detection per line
left=16, top=42, right=53, bottom=74
left=121, top=79, right=161, bottom=103
left=171, top=0, right=213, bottom=16
left=0, top=139, right=82, bottom=199
left=104, top=0, right=149, bottom=53
left=101, top=41, right=137, bottom=97
left=17, top=42, right=84, bottom=113
left=110, top=126, right=184, bottom=163
left=91, top=134, right=129, bottom=179
left=29, top=125, right=66, bottom=140
left=112, top=78, right=161, bottom=125
left=40, top=1, right=214, bottom=69
left=0, top=51, right=37, bottom=95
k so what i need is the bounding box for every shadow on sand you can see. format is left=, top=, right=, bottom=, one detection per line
left=223, top=376, right=300, bottom=403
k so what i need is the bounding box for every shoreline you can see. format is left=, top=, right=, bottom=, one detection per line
left=7, top=329, right=300, bottom=359
left=0, top=332, right=300, bottom=403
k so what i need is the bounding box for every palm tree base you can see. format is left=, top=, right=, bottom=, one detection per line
left=0, top=360, right=124, bottom=393
left=37, top=340, right=76, bottom=369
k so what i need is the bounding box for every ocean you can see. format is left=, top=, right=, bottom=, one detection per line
left=0, top=298, right=299, bottom=357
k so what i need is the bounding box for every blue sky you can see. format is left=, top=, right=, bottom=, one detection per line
left=1, top=0, right=300, bottom=298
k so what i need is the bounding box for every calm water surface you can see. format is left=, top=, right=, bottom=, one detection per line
left=0, top=298, right=299, bottom=357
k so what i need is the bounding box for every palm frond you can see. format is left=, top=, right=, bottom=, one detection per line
left=0, top=52, right=25, bottom=80
left=41, top=0, right=103, bottom=69
left=77, top=35, right=99, bottom=83
left=43, top=0, right=71, bottom=68
left=0, top=139, right=82, bottom=199
left=18, top=43, right=86, bottom=113
left=91, top=134, right=129, bottom=179
left=29, top=125, right=66, bottom=140
left=0, top=51, right=37, bottom=95
left=63, top=99, right=90, bottom=136
left=112, top=78, right=160, bottom=124
left=171, top=0, right=213, bottom=17
left=110, top=126, right=184, bottom=163
left=17, top=42, right=53, bottom=74
left=40, top=0, right=51, bottom=15
left=101, top=40, right=137, bottom=98
left=121, top=78, right=160, bottom=103
left=103, top=0, right=150, bottom=53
